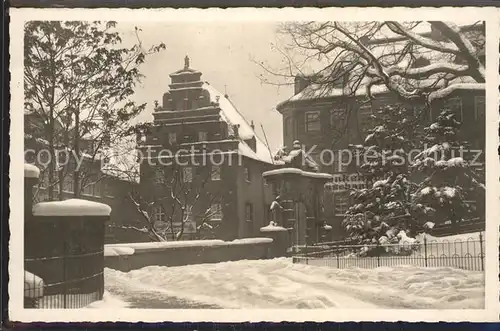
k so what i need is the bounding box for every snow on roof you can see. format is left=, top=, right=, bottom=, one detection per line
left=169, top=68, right=202, bottom=77
left=24, top=164, right=40, bottom=179
left=33, top=198, right=112, bottom=217
left=263, top=168, right=332, bottom=179
left=204, top=83, right=255, bottom=140
left=280, top=76, right=479, bottom=108
left=203, top=83, right=274, bottom=164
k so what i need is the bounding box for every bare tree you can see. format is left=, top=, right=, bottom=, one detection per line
left=24, top=21, right=165, bottom=200
left=129, top=165, right=226, bottom=242
left=100, top=136, right=226, bottom=241
left=258, top=21, right=484, bottom=105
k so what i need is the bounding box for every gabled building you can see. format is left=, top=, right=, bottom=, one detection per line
left=139, top=56, right=275, bottom=240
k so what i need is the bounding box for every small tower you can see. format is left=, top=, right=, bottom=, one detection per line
left=184, top=55, right=190, bottom=69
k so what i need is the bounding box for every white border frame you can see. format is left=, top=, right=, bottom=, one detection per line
left=9, top=7, right=500, bottom=323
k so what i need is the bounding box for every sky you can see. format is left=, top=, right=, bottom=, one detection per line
left=118, top=22, right=292, bottom=151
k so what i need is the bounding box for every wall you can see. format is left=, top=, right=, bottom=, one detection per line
left=278, top=89, right=486, bottom=241
left=280, top=90, right=485, bottom=170
left=236, top=157, right=274, bottom=238
left=104, top=239, right=273, bottom=272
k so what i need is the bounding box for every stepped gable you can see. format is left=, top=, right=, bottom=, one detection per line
left=153, top=56, right=275, bottom=165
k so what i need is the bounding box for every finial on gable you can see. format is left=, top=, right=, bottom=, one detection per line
left=184, top=55, right=190, bottom=69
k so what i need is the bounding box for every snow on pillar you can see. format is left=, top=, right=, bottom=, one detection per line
left=24, top=271, right=44, bottom=308
left=29, top=199, right=112, bottom=304
left=24, top=164, right=40, bottom=221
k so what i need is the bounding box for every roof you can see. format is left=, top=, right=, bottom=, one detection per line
left=277, top=22, right=484, bottom=109
left=263, top=168, right=332, bottom=180
left=169, top=68, right=202, bottom=77
left=203, top=83, right=274, bottom=164
left=278, top=76, right=479, bottom=109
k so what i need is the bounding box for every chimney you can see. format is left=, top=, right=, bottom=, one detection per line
left=294, top=75, right=311, bottom=95
left=250, top=120, right=255, bottom=131
left=234, top=124, right=240, bottom=138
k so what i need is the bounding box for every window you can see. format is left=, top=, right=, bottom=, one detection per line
left=154, top=168, right=164, bottom=184
left=444, top=97, right=463, bottom=122
left=183, top=167, right=193, bottom=183
left=210, top=203, right=223, bottom=221
left=103, top=181, right=114, bottom=198
left=85, top=140, right=95, bottom=155
left=94, top=181, right=101, bottom=197
left=211, top=165, right=221, bottom=181
left=198, top=131, right=208, bottom=142
left=474, top=96, right=485, bottom=121
left=183, top=91, right=192, bottom=110
left=168, top=132, right=177, bottom=145
left=153, top=205, right=165, bottom=223
left=244, top=166, right=251, bottom=182
left=305, top=111, right=321, bottom=132
left=245, top=203, right=253, bottom=222
left=62, top=176, right=73, bottom=193
left=183, top=134, right=196, bottom=144
left=334, top=192, right=350, bottom=216
left=330, top=108, right=346, bottom=132
left=82, top=182, right=94, bottom=196
left=358, top=104, right=372, bottom=132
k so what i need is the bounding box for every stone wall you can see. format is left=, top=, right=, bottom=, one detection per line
left=104, top=238, right=274, bottom=272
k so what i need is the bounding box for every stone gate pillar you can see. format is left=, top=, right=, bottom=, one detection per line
left=24, top=164, right=40, bottom=221
left=28, top=199, right=112, bottom=307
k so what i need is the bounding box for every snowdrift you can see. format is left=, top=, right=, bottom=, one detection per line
left=104, top=258, right=483, bottom=309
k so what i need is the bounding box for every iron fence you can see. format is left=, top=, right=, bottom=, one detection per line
left=293, top=233, right=485, bottom=271
left=24, top=216, right=105, bottom=308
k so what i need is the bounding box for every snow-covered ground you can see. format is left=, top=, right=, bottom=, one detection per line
left=104, top=258, right=484, bottom=309
left=299, top=231, right=485, bottom=271
left=416, top=231, right=482, bottom=243
left=86, top=291, right=129, bottom=308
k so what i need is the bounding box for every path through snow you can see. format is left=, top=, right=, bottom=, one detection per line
left=105, top=258, right=483, bottom=309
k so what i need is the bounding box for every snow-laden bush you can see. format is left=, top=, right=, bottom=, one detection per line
left=341, top=106, right=484, bottom=254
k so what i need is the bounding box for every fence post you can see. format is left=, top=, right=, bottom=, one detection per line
left=377, top=243, right=380, bottom=268
left=62, top=236, right=68, bottom=309
left=479, top=231, right=484, bottom=272
left=424, top=236, right=428, bottom=267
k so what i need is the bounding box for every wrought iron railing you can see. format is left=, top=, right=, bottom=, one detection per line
left=293, top=233, right=485, bottom=271
left=24, top=217, right=105, bottom=308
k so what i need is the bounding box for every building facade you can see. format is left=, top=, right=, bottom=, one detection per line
left=276, top=28, right=485, bottom=240
left=24, top=111, right=141, bottom=244
left=138, top=56, right=275, bottom=241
